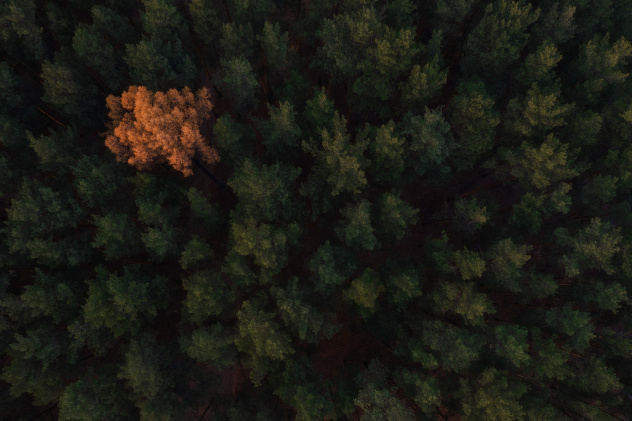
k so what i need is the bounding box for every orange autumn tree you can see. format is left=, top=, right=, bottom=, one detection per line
left=105, top=86, right=218, bottom=176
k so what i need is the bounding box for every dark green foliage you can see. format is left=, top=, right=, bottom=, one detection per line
left=303, top=87, right=336, bottom=133
left=90, top=5, right=136, bottom=44
left=572, top=357, right=622, bottom=395
left=316, top=6, right=422, bottom=117
left=1, top=343, right=70, bottom=406
left=431, top=281, right=495, bottom=325
left=379, top=257, right=423, bottom=310
left=399, top=57, right=447, bottom=113
left=2, top=0, right=632, bottom=418
left=487, top=238, right=532, bottom=292
left=407, top=320, right=485, bottom=372
left=449, top=81, right=500, bottom=170
left=72, top=155, right=126, bottom=209
left=344, top=268, right=385, bottom=317
left=528, top=328, right=571, bottom=382
left=0, top=62, right=24, bottom=112
left=350, top=26, right=418, bottom=117
left=141, top=0, right=185, bottom=39
left=125, top=36, right=197, bottom=91
left=58, top=367, right=135, bottom=421
left=118, top=334, right=166, bottom=400
left=83, top=265, right=169, bottom=337
left=452, top=196, right=490, bottom=236
left=545, top=303, right=595, bottom=352
left=186, top=186, right=221, bottom=232
left=213, top=114, right=256, bottom=168
left=28, top=126, right=79, bottom=172
left=505, top=84, right=574, bottom=138
left=142, top=222, right=183, bottom=262
left=354, top=360, right=415, bottom=421
left=229, top=158, right=302, bottom=222
left=0, top=0, right=45, bottom=61
left=301, top=112, right=369, bottom=212
left=20, top=269, right=81, bottom=324
left=230, top=216, right=301, bottom=273
left=235, top=298, right=293, bottom=384
left=180, top=236, right=214, bottom=270
left=555, top=218, right=622, bottom=277
left=92, top=213, right=141, bottom=260
left=44, top=3, right=76, bottom=48
left=258, top=101, right=302, bottom=160
left=41, top=57, right=99, bottom=118
left=257, top=21, right=290, bottom=72
left=307, top=240, right=357, bottom=294
left=456, top=367, right=528, bottom=420
left=219, top=55, right=259, bottom=113
left=454, top=247, right=487, bottom=280
left=399, top=107, right=454, bottom=177
left=510, top=192, right=546, bottom=233
left=462, top=0, right=540, bottom=82
left=273, top=278, right=340, bottom=343
left=373, top=191, right=418, bottom=242
left=586, top=281, right=629, bottom=313
left=220, top=23, right=255, bottom=61
left=188, top=0, right=221, bottom=47
left=572, top=33, right=632, bottom=104
left=398, top=369, right=440, bottom=416
left=5, top=179, right=89, bottom=267
left=516, top=39, right=563, bottom=88
left=275, top=358, right=336, bottom=421
left=72, top=23, right=126, bottom=91
left=315, top=7, right=384, bottom=82
left=522, top=270, right=558, bottom=300
left=363, top=121, right=406, bottom=185
left=501, top=134, right=578, bottom=190
left=181, top=323, right=237, bottom=368
left=336, top=200, right=379, bottom=250
left=531, top=1, right=576, bottom=45
left=492, top=325, right=530, bottom=368
left=435, top=0, right=480, bottom=35
left=182, top=269, right=228, bottom=323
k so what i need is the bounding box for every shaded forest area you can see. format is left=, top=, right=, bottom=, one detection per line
left=1, top=0, right=632, bottom=419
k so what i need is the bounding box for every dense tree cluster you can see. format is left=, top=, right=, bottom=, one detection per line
left=1, top=0, right=631, bottom=420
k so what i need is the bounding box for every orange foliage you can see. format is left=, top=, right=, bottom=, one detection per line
left=105, top=86, right=218, bottom=176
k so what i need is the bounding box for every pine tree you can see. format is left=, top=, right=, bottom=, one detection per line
left=72, top=23, right=126, bottom=91
left=257, top=21, right=290, bottom=72
left=363, top=121, right=406, bottom=186
left=182, top=323, right=237, bottom=368
left=235, top=298, right=293, bottom=385
left=336, top=200, right=380, bottom=251
left=462, top=0, right=540, bottom=82
left=182, top=269, right=228, bottom=323
left=258, top=101, right=302, bottom=161
left=83, top=265, right=169, bottom=337
left=229, top=158, right=302, bottom=222
left=41, top=57, right=99, bottom=119
left=124, top=36, right=197, bottom=91
left=219, top=55, right=259, bottom=113
left=373, top=191, right=419, bottom=242
left=399, top=107, right=454, bottom=177
left=449, top=81, right=500, bottom=170
left=431, top=281, right=495, bottom=326
left=306, top=240, right=357, bottom=294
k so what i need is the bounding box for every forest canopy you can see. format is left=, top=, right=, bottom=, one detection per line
left=0, top=0, right=631, bottom=420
